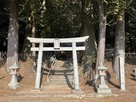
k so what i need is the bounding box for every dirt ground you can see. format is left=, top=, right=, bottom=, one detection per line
left=0, top=58, right=136, bottom=102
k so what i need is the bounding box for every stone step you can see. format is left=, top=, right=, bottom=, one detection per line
left=49, top=78, right=73, bottom=83
left=43, top=88, right=72, bottom=93
left=2, top=99, right=80, bottom=102
left=51, top=70, right=73, bottom=75
left=50, top=77, right=73, bottom=81
left=50, top=78, right=73, bottom=82
left=49, top=74, right=74, bottom=84
left=44, top=60, right=75, bottom=91
left=46, top=80, right=74, bottom=88
left=49, top=81, right=73, bottom=85
left=47, top=79, right=75, bottom=90
left=43, top=84, right=71, bottom=88
left=1, top=93, right=81, bottom=102
left=50, top=74, right=73, bottom=79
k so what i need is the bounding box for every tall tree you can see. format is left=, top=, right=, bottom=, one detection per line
left=80, top=0, right=97, bottom=79
left=92, top=0, right=106, bottom=86
left=7, top=0, right=19, bottom=72
left=96, top=0, right=106, bottom=68
left=113, top=0, right=126, bottom=79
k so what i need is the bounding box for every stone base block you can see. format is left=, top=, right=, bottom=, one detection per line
left=30, top=88, right=42, bottom=92
left=8, top=83, right=21, bottom=89
left=97, top=87, right=111, bottom=94
left=72, top=89, right=82, bottom=93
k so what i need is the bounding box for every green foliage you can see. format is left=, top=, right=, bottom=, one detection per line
left=86, top=52, right=96, bottom=64
left=103, top=0, right=108, bottom=4
left=0, top=0, right=9, bottom=22
left=125, top=0, right=136, bottom=52
left=107, top=0, right=119, bottom=15
left=119, top=0, right=126, bottom=9
left=81, top=51, right=96, bottom=79
left=44, top=0, right=81, bottom=38
left=0, top=0, right=136, bottom=52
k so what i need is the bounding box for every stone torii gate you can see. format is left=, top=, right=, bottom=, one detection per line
left=28, top=36, right=89, bottom=91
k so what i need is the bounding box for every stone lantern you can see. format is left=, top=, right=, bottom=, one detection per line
left=8, top=62, right=21, bottom=89
left=96, top=65, right=111, bottom=93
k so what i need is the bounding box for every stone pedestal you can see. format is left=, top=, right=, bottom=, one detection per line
left=8, top=62, right=20, bottom=89
left=8, top=72, right=20, bottom=89
left=97, top=76, right=111, bottom=93
left=96, top=65, right=111, bottom=94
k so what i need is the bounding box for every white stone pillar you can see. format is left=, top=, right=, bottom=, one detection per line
left=119, top=57, right=125, bottom=90
left=35, top=42, right=43, bottom=89
left=72, top=42, right=80, bottom=90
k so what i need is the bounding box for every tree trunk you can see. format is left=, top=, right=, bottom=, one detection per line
left=113, top=10, right=125, bottom=79
left=83, top=20, right=97, bottom=80
left=92, top=0, right=106, bottom=86
left=32, top=12, right=37, bottom=72
left=81, top=0, right=97, bottom=55
left=80, top=0, right=97, bottom=80
left=96, top=0, right=106, bottom=68
left=7, top=0, right=19, bottom=72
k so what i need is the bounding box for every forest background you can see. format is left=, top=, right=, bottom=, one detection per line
left=0, top=0, right=136, bottom=80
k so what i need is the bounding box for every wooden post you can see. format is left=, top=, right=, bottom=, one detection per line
left=35, top=43, right=43, bottom=89
left=72, top=42, right=80, bottom=90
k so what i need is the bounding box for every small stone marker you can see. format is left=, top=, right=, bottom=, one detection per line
left=8, top=62, right=21, bottom=89
left=119, top=57, right=125, bottom=91
left=96, top=65, right=111, bottom=94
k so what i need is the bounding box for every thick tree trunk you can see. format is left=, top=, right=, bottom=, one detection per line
left=82, top=21, right=97, bottom=80
left=81, top=10, right=97, bottom=56
left=113, top=10, right=125, bottom=79
left=80, top=0, right=97, bottom=80
left=7, top=0, right=19, bottom=72
left=96, top=0, right=106, bottom=68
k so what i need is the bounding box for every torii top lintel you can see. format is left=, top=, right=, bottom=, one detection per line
left=27, top=36, right=89, bottom=51
left=27, top=36, right=89, bottom=43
